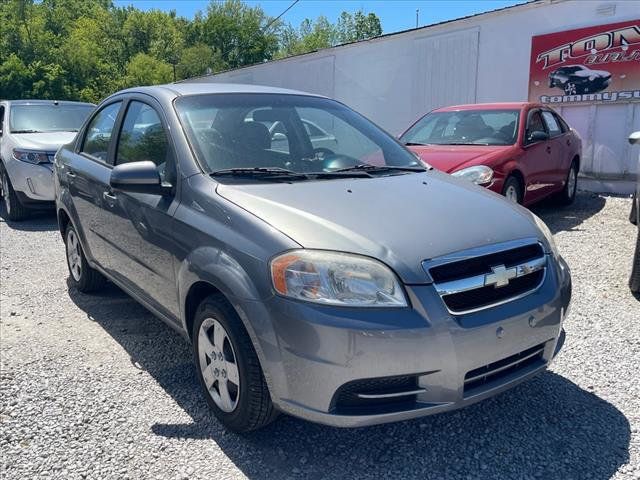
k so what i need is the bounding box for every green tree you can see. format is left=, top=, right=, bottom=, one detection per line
left=176, top=43, right=225, bottom=79
left=336, top=10, right=382, bottom=43
left=123, top=53, right=173, bottom=88
left=194, top=0, right=279, bottom=69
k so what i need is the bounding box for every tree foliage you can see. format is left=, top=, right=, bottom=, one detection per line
left=0, top=0, right=382, bottom=102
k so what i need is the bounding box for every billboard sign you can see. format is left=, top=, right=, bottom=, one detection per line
left=529, top=20, right=640, bottom=105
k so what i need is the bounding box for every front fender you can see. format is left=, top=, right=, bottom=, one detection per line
left=177, top=247, right=287, bottom=399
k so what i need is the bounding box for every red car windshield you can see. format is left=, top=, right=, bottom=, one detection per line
left=402, top=109, right=520, bottom=146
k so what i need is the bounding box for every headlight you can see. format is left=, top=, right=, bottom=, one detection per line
left=270, top=250, right=408, bottom=307
left=532, top=213, right=559, bottom=258
left=452, top=165, right=494, bottom=185
left=12, top=149, right=49, bottom=164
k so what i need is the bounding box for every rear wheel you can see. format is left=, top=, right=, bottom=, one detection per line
left=630, top=228, right=640, bottom=294
left=502, top=176, right=523, bottom=204
left=557, top=161, right=578, bottom=205
left=0, top=164, right=30, bottom=221
left=64, top=225, right=106, bottom=293
left=193, top=294, right=277, bottom=432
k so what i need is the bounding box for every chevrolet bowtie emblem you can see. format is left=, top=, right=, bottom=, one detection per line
left=485, top=265, right=517, bottom=288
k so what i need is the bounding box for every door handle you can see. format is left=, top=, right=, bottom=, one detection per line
left=66, top=170, right=76, bottom=178
left=566, top=140, right=571, bottom=146
left=546, top=146, right=552, bottom=154
left=103, top=191, right=117, bottom=202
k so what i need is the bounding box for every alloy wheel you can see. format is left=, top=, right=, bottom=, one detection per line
left=564, top=82, right=577, bottom=95
left=66, top=229, right=82, bottom=281
left=505, top=185, right=519, bottom=203
left=567, top=167, right=577, bottom=199
left=2, top=173, right=11, bottom=215
left=198, top=317, right=240, bottom=413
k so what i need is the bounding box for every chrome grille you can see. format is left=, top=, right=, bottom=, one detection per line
left=424, top=239, right=547, bottom=315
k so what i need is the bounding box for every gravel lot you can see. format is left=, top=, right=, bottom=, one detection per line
left=1, top=191, right=639, bottom=480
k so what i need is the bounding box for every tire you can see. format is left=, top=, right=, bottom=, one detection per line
left=502, top=175, right=523, bottom=204
left=630, top=228, right=640, bottom=294
left=192, top=294, right=277, bottom=433
left=557, top=160, right=578, bottom=206
left=1, top=164, right=30, bottom=221
left=564, top=82, right=577, bottom=95
left=64, top=224, right=106, bottom=293
left=630, top=193, right=637, bottom=226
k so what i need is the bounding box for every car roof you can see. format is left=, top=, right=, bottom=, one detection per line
left=434, top=102, right=542, bottom=112
left=2, top=99, right=95, bottom=107
left=111, top=83, right=325, bottom=101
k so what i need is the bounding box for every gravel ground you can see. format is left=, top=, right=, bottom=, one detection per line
left=1, top=191, right=639, bottom=480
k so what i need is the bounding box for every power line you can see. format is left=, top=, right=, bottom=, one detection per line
left=262, top=0, right=300, bottom=32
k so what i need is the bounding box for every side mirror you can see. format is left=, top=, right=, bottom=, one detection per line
left=527, top=131, right=549, bottom=143
left=629, top=131, right=640, bottom=145
left=110, top=161, right=169, bottom=195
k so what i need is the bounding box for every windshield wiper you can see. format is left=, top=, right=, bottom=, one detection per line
left=443, top=142, right=490, bottom=146
left=332, top=164, right=427, bottom=174
left=11, top=129, right=42, bottom=134
left=404, top=142, right=430, bottom=146
left=211, top=167, right=309, bottom=181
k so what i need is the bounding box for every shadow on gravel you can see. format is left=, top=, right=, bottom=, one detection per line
left=0, top=204, right=58, bottom=232
left=531, top=191, right=606, bottom=234
left=68, top=281, right=630, bottom=480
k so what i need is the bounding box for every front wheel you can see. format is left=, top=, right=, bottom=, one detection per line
left=630, top=228, right=640, bottom=294
left=557, top=161, right=578, bottom=205
left=1, top=164, right=30, bottom=221
left=193, top=295, right=277, bottom=432
left=64, top=225, right=106, bottom=293
left=502, top=176, right=523, bottom=204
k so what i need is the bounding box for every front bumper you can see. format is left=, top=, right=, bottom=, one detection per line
left=4, top=158, right=55, bottom=202
left=245, top=255, right=571, bottom=427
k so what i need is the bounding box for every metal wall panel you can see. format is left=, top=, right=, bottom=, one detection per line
left=413, top=28, right=479, bottom=117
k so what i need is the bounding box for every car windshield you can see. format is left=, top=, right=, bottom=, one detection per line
left=9, top=104, right=94, bottom=133
left=174, top=93, right=423, bottom=179
left=401, top=109, right=520, bottom=146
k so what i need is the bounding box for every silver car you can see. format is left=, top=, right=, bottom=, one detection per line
left=54, top=84, right=571, bottom=432
left=0, top=100, right=94, bottom=220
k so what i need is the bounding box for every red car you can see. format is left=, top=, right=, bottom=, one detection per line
left=400, top=102, right=582, bottom=206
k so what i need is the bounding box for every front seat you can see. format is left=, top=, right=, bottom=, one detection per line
left=236, top=122, right=271, bottom=151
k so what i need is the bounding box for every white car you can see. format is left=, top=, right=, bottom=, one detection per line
left=629, top=131, right=640, bottom=293
left=0, top=100, right=94, bottom=220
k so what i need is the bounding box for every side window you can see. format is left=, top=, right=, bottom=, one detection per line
left=554, top=112, right=569, bottom=133
left=541, top=111, right=562, bottom=137
left=82, top=102, right=122, bottom=161
left=116, top=101, right=175, bottom=184
left=525, top=111, right=546, bottom=143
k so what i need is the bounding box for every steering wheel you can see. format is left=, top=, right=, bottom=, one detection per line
left=312, top=147, right=335, bottom=160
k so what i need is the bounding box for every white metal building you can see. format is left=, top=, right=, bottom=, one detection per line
left=187, top=0, right=640, bottom=193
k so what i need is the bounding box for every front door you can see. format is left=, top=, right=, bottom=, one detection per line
left=101, top=98, right=180, bottom=320
left=540, top=110, right=569, bottom=190
left=520, top=109, right=556, bottom=203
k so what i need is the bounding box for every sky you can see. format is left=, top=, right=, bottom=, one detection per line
left=114, top=0, right=526, bottom=34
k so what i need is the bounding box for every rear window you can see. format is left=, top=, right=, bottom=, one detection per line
left=10, top=104, right=94, bottom=134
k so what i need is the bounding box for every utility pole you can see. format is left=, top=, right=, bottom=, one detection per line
left=416, top=9, right=419, bottom=28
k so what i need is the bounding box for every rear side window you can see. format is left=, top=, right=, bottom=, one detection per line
left=116, top=101, right=175, bottom=184
left=82, top=102, right=122, bottom=161
left=541, top=111, right=562, bottom=137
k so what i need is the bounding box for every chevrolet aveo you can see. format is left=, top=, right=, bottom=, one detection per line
left=55, top=84, right=571, bottom=432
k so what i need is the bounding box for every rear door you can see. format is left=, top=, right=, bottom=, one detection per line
left=520, top=108, right=556, bottom=203
left=540, top=109, right=568, bottom=190
left=100, top=97, right=181, bottom=320
left=63, top=100, right=124, bottom=267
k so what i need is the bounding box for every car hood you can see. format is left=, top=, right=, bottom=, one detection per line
left=216, top=171, right=545, bottom=284
left=407, top=145, right=511, bottom=173
left=10, top=131, right=77, bottom=152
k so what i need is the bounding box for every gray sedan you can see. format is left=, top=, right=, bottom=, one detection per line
left=54, top=83, right=571, bottom=432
